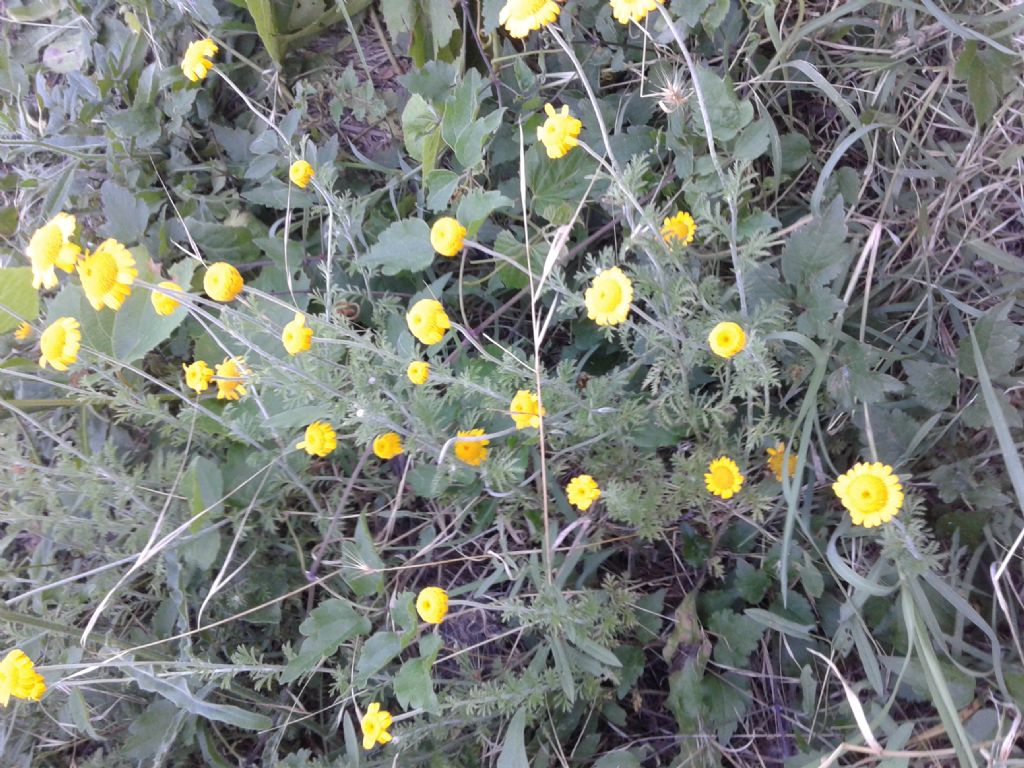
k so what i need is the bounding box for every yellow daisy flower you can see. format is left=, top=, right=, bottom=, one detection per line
left=767, top=443, right=797, bottom=481
left=214, top=357, right=247, bottom=401
left=509, top=389, right=545, bottom=430
left=416, top=586, right=449, bottom=624
left=297, top=421, right=337, bottom=457
left=406, top=298, right=451, bottom=346
left=407, top=361, right=430, bottom=385
left=204, top=262, right=244, bottom=302
left=498, top=0, right=561, bottom=38
left=537, top=103, right=582, bottom=159
left=182, top=360, right=214, bottom=394
left=708, top=321, right=746, bottom=359
left=430, top=217, right=467, bottom=257
left=360, top=702, right=393, bottom=750
left=832, top=462, right=904, bottom=528
left=373, top=432, right=404, bottom=460
left=566, top=474, right=601, bottom=511
left=78, top=239, right=138, bottom=311
left=661, top=211, right=696, bottom=246
left=0, top=649, right=46, bottom=706
left=454, top=429, right=489, bottom=466
left=38, top=317, right=81, bottom=371
left=584, top=266, right=633, bottom=326
left=610, top=0, right=663, bottom=23
left=289, top=160, right=315, bottom=189
left=181, top=38, right=218, bottom=82
left=705, top=456, right=744, bottom=499
left=13, top=322, right=32, bottom=341
left=282, top=313, right=313, bottom=355
left=151, top=281, right=184, bottom=316
left=27, top=212, right=80, bottom=290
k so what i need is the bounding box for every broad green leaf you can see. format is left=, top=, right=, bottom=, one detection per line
left=456, top=189, right=512, bottom=236
left=691, top=66, right=754, bottom=142
left=281, top=598, right=371, bottom=683
left=394, top=655, right=440, bottom=713
left=734, top=558, right=770, bottom=604
left=243, top=0, right=284, bottom=63
left=496, top=707, right=528, bottom=768
left=340, top=514, right=387, bottom=597
left=426, top=169, right=460, bottom=211
left=112, top=257, right=192, bottom=363
left=402, top=94, right=441, bottom=163
left=0, top=267, right=39, bottom=334
left=358, top=219, right=434, bottom=276
left=709, top=609, right=765, bottom=667
left=781, top=196, right=850, bottom=289
left=733, top=118, right=772, bottom=162
left=354, top=632, right=404, bottom=686
left=954, top=42, right=1015, bottom=127
left=903, top=359, right=958, bottom=411
left=187, top=456, right=223, bottom=518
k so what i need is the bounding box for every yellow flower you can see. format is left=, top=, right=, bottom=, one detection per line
left=705, top=456, right=744, bottom=499
left=14, top=322, right=32, bottom=341
left=0, top=649, right=46, bottom=706
left=498, top=0, right=560, bottom=38
left=537, top=103, right=582, bottom=159
left=181, top=38, right=218, bottom=82
left=373, top=432, right=403, bottom=460
left=204, top=262, right=244, bottom=302
left=38, top=317, right=81, bottom=371
left=832, top=462, right=904, bottom=528
left=297, top=421, right=337, bottom=457
left=454, top=429, right=489, bottom=466
left=566, top=474, right=601, bottom=511
left=282, top=313, right=313, bottom=355
left=585, top=266, right=633, bottom=326
left=430, top=217, right=467, bottom=257
left=610, top=0, right=663, bottom=23
left=416, top=586, right=449, bottom=624
left=27, top=212, right=80, bottom=290
left=214, top=357, right=247, bottom=401
left=509, top=389, right=544, bottom=430
left=406, top=298, right=451, bottom=346
left=708, top=321, right=746, bottom=359
left=661, top=211, right=696, bottom=246
left=289, top=160, right=315, bottom=189
left=78, top=239, right=138, bottom=311
left=151, top=281, right=184, bottom=316
left=407, top=361, right=430, bottom=385
left=360, top=702, right=393, bottom=750
left=767, top=444, right=797, bottom=481
left=182, top=360, right=214, bottom=394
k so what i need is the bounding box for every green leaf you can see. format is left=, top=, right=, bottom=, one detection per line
left=959, top=306, right=1021, bottom=379
left=358, top=219, right=434, bottom=276
left=128, top=665, right=272, bottom=731
left=0, top=267, right=39, bottom=334
left=496, top=707, right=528, bottom=768
left=401, top=94, right=441, bottom=163
left=709, top=609, right=765, bottom=667
left=243, top=0, right=284, bottom=63
left=187, top=456, right=223, bottom=518
left=112, top=256, right=192, bottom=363
left=281, top=598, right=371, bottom=683
left=691, top=66, right=754, bottom=142
left=903, top=359, right=958, bottom=411
left=733, top=118, right=772, bottom=163
left=425, top=169, right=460, bottom=211
left=828, top=341, right=904, bottom=406
left=782, top=196, right=850, bottom=289
left=394, top=655, right=440, bottom=714
left=355, top=632, right=404, bottom=686
left=954, top=42, right=1015, bottom=127
left=340, top=514, right=386, bottom=597
left=456, top=190, right=512, bottom=237
left=440, top=70, right=504, bottom=168
left=735, top=558, right=770, bottom=604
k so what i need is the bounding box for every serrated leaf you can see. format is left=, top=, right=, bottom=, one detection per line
left=782, top=196, right=850, bottom=288
left=281, top=598, right=371, bottom=683
left=692, top=66, right=753, bottom=142
left=903, top=359, right=958, bottom=411
left=735, top=558, right=770, bottom=604
left=358, top=219, right=433, bottom=275
left=0, top=267, right=39, bottom=334
left=709, top=609, right=764, bottom=667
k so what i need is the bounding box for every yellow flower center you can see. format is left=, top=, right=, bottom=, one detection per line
left=711, top=466, right=735, bottom=488
left=594, top=280, right=622, bottom=311
left=847, top=475, right=888, bottom=514
left=80, top=251, right=118, bottom=294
